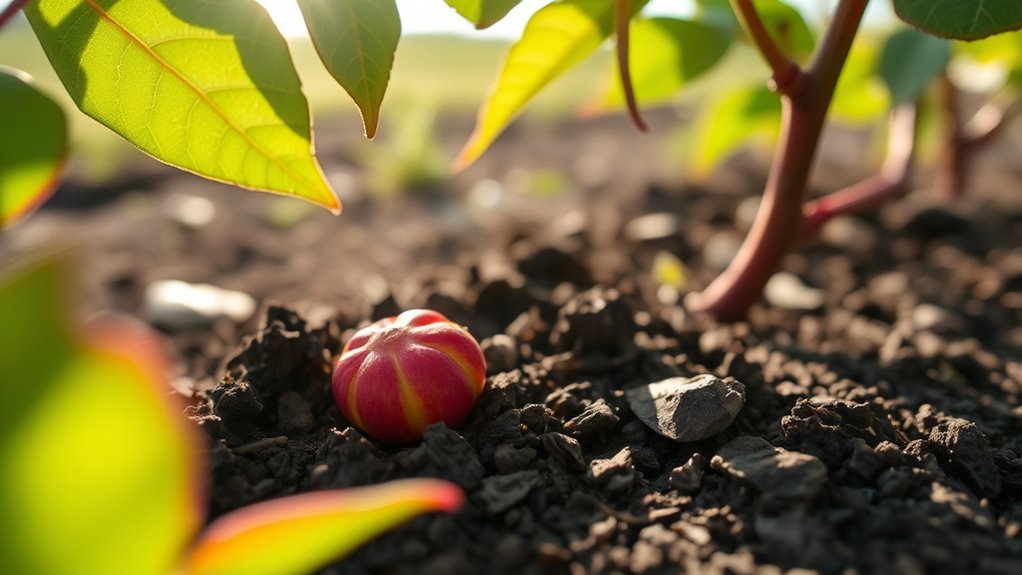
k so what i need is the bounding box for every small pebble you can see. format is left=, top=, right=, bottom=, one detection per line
left=626, top=375, right=745, bottom=442
left=764, top=272, right=824, bottom=311
left=142, top=279, right=256, bottom=330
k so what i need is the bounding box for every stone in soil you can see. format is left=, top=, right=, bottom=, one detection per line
left=626, top=374, right=745, bottom=442
left=711, top=436, right=828, bottom=507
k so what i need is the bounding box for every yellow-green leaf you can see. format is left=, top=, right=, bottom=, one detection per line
left=183, top=479, right=463, bottom=575
left=695, top=0, right=815, bottom=57
left=596, top=17, right=731, bottom=110
left=298, top=0, right=401, bottom=139
left=443, top=0, right=524, bottom=29
left=0, top=68, right=67, bottom=228
left=454, top=0, right=646, bottom=170
left=25, top=0, right=340, bottom=212
left=830, top=40, right=890, bottom=124
left=0, top=254, right=203, bottom=575
left=690, top=83, right=781, bottom=177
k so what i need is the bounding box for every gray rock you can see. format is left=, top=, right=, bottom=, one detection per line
left=624, top=213, right=678, bottom=242
left=764, top=272, right=824, bottom=311
left=625, top=375, right=745, bottom=442
left=564, top=399, right=619, bottom=436
left=711, top=436, right=828, bottom=505
left=587, top=447, right=637, bottom=495
left=142, top=279, right=256, bottom=330
left=476, top=470, right=543, bottom=515
left=541, top=432, right=585, bottom=472
left=669, top=453, right=709, bottom=493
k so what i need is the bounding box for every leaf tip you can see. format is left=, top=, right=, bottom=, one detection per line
left=424, top=481, right=465, bottom=513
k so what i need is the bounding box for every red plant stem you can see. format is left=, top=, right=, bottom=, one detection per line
left=800, top=103, right=917, bottom=240
left=730, top=0, right=805, bottom=96
left=936, top=74, right=966, bottom=199
left=686, top=0, right=869, bottom=321
left=615, top=0, right=647, bottom=132
left=0, top=0, right=30, bottom=30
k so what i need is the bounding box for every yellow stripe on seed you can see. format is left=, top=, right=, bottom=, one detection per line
left=391, top=352, right=430, bottom=434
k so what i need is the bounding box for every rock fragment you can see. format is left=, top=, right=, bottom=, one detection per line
left=542, top=432, right=585, bottom=472
left=928, top=417, right=1002, bottom=498
left=711, top=436, right=827, bottom=506
left=587, top=447, right=638, bottom=495
left=564, top=399, right=619, bottom=436
left=626, top=375, right=745, bottom=442
left=142, top=279, right=256, bottom=330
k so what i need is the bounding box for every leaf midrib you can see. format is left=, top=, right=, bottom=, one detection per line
left=82, top=0, right=319, bottom=195
left=343, top=0, right=377, bottom=131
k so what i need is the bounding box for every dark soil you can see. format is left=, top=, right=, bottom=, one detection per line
left=5, top=111, right=1022, bottom=574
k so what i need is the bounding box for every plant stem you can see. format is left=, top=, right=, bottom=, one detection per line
left=616, top=0, right=647, bottom=132
left=0, top=0, right=30, bottom=30
left=800, top=103, right=917, bottom=240
left=686, top=0, right=869, bottom=321
left=730, top=0, right=804, bottom=96
left=936, top=74, right=965, bottom=198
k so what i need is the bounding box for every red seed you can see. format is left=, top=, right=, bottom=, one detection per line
left=332, top=309, right=486, bottom=443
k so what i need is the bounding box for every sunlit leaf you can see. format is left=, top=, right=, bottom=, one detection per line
left=830, top=40, right=890, bottom=124
left=443, top=0, right=524, bottom=29
left=0, top=254, right=203, bottom=575
left=183, top=479, right=463, bottom=575
left=879, top=27, right=951, bottom=105
left=298, top=0, right=401, bottom=139
left=690, top=83, right=781, bottom=177
left=25, top=0, right=339, bottom=212
left=894, top=0, right=1022, bottom=40
left=695, top=0, right=815, bottom=56
left=454, top=0, right=646, bottom=170
left=652, top=251, right=687, bottom=290
left=953, top=31, right=1022, bottom=63
left=595, top=17, right=731, bottom=110
left=0, top=68, right=67, bottom=228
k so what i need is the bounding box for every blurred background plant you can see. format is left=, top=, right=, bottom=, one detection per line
left=0, top=252, right=462, bottom=575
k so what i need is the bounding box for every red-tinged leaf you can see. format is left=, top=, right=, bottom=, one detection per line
left=182, top=479, right=463, bottom=575
left=0, top=67, right=67, bottom=228
left=0, top=253, right=204, bottom=575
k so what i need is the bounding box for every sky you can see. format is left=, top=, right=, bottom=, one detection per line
left=2, top=0, right=887, bottom=39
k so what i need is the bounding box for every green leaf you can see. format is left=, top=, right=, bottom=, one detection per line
left=695, top=0, right=815, bottom=56
left=0, top=254, right=203, bottom=575
left=25, top=0, right=340, bottom=213
left=0, top=68, right=67, bottom=228
left=894, top=0, right=1022, bottom=40
left=879, top=27, right=951, bottom=105
left=596, top=17, right=731, bottom=109
left=183, top=479, right=463, bottom=575
left=690, top=83, right=781, bottom=177
left=830, top=41, right=890, bottom=124
left=454, top=0, right=646, bottom=170
left=298, top=0, right=401, bottom=139
left=443, top=0, right=524, bottom=29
